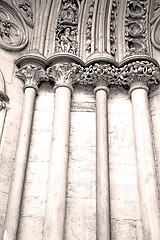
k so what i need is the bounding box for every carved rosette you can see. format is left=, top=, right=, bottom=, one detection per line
left=11, top=0, right=34, bottom=27
left=0, top=1, right=28, bottom=51
left=47, top=63, right=83, bottom=91
left=16, top=65, right=47, bottom=92
left=119, top=60, right=160, bottom=87
left=55, top=0, right=81, bottom=55
left=125, top=0, right=149, bottom=56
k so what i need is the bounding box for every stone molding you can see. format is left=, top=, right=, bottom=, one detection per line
left=16, top=53, right=160, bottom=91
left=0, top=1, right=28, bottom=51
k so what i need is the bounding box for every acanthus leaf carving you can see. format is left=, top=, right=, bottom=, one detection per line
left=47, top=63, right=83, bottom=89
left=16, top=65, right=48, bottom=91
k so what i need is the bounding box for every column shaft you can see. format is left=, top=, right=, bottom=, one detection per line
left=2, top=87, right=36, bottom=240
left=131, top=87, right=160, bottom=240
left=95, top=87, right=111, bottom=240
left=44, top=86, right=72, bottom=240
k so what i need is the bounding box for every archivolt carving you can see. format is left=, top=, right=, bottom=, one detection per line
left=110, top=0, right=119, bottom=56
left=86, top=0, right=95, bottom=54
left=125, top=0, right=149, bottom=56
left=11, top=0, right=33, bottom=27
left=55, top=0, right=82, bottom=55
left=0, top=1, right=28, bottom=51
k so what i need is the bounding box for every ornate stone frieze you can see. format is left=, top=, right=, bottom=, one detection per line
left=11, top=0, right=33, bottom=27
left=82, top=63, right=118, bottom=86
left=55, top=0, right=81, bottom=55
left=45, top=59, right=160, bottom=89
left=125, top=0, right=149, bottom=56
left=110, top=0, right=119, bottom=56
left=86, top=0, right=95, bottom=54
left=0, top=1, right=28, bottom=51
left=16, top=65, right=47, bottom=91
left=119, top=60, right=160, bottom=86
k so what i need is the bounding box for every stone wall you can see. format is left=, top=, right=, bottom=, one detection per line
left=0, top=49, right=24, bottom=237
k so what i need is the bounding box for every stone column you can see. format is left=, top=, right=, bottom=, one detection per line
left=44, top=63, right=78, bottom=240
left=2, top=64, right=46, bottom=240
left=124, top=60, right=160, bottom=240
left=85, top=63, right=116, bottom=240
left=94, top=85, right=111, bottom=240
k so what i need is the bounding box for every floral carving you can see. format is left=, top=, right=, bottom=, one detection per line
left=73, top=61, right=159, bottom=87
left=125, top=0, right=149, bottom=56
left=86, top=0, right=95, bottom=54
left=82, top=63, right=118, bottom=86
left=119, top=61, right=160, bottom=86
left=55, top=0, right=81, bottom=55
left=0, top=1, right=28, bottom=50
left=16, top=65, right=47, bottom=91
left=110, top=0, right=119, bottom=56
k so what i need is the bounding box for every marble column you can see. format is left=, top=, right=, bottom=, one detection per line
left=129, top=81, right=160, bottom=240
left=94, top=85, right=111, bottom=240
left=2, top=64, right=45, bottom=240
left=44, top=63, right=75, bottom=240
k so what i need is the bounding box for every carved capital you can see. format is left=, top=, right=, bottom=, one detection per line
left=16, top=65, right=47, bottom=92
left=47, top=63, right=83, bottom=92
left=82, top=63, right=118, bottom=86
left=119, top=61, right=160, bottom=88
